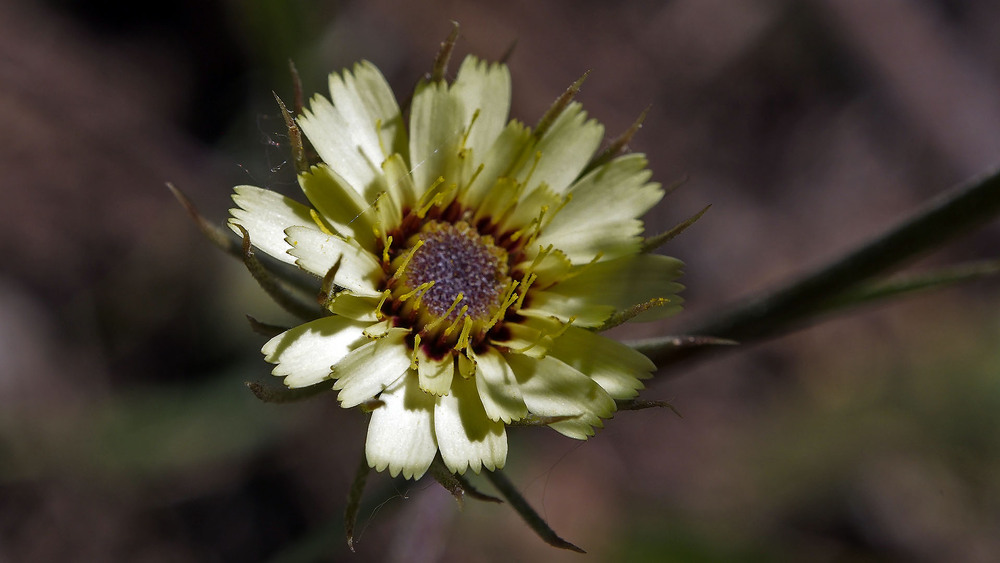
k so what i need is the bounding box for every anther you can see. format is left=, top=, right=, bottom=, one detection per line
left=390, top=239, right=425, bottom=283
left=410, top=334, right=422, bottom=370
left=398, top=281, right=435, bottom=303
left=310, top=209, right=336, bottom=236
left=382, top=235, right=393, bottom=265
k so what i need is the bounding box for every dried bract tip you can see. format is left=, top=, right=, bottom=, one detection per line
left=616, top=399, right=683, bottom=418
left=431, top=21, right=461, bottom=82
left=273, top=92, right=308, bottom=174
left=167, top=182, right=241, bottom=258
left=246, top=315, right=288, bottom=338
left=585, top=105, right=650, bottom=174
left=642, top=204, right=711, bottom=254
left=288, top=58, right=304, bottom=115
left=245, top=381, right=329, bottom=404
left=535, top=71, right=590, bottom=139
left=499, top=37, right=518, bottom=64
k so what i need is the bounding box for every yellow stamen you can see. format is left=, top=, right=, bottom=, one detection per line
left=520, top=150, right=542, bottom=188
left=510, top=316, right=574, bottom=355
left=462, top=163, right=485, bottom=195
left=411, top=281, right=435, bottom=308
left=551, top=315, right=577, bottom=338
left=524, top=206, right=550, bottom=248
left=509, top=205, right=548, bottom=243
left=561, top=251, right=605, bottom=283
left=514, top=272, right=537, bottom=310
left=398, top=281, right=435, bottom=303
left=375, top=118, right=386, bottom=156
left=526, top=244, right=554, bottom=272
left=410, top=333, right=421, bottom=370
left=442, top=305, right=469, bottom=337
left=462, top=109, right=481, bottom=148
left=485, top=280, right=520, bottom=330
left=382, top=235, right=393, bottom=265
left=454, top=317, right=474, bottom=352
left=309, top=209, right=336, bottom=236
left=424, top=292, right=464, bottom=332
left=390, top=239, right=425, bottom=283
left=374, top=289, right=392, bottom=320
left=415, top=177, right=445, bottom=214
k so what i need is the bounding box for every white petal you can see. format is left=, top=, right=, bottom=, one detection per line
left=284, top=226, right=384, bottom=297
left=328, top=61, right=407, bottom=169
left=452, top=56, right=511, bottom=160
left=519, top=292, right=614, bottom=327
left=417, top=349, right=454, bottom=396
left=505, top=353, right=615, bottom=440
left=538, top=154, right=662, bottom=262
left=497, top=183, right=562, bottom=235
left=520, top=247, right=572, bottom=289
left=490, top=315, right=562, bottom=357
left=549, top=326, right=654, bottom=399
left=229, top=185, right=315, bottom=265
left=262, top=316, right=368, bottom=388
left=534, top=254, right=685, bottom=323
left=475, top=348, right=527, bottom=423
left=381, top=153, right=418, bottom=217
left=518, top=102, right=603, bottom=195
left=298, top=164, right=376, bottom=250
left=435, top=373, right=507, bottom=474
left=332, top=328, right=411, bottom=407
left=366, top=372, right=437, bottom=479
left=462, top=121, right=533, bottom=210
left=326, top=293, right=380, bottom=322
left=298, top=95, right=379, bottom=200
left=409, top=80, right=464, bottom=196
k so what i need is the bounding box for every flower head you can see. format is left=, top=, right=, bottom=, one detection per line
left=230, top=55, right=683, bottom=479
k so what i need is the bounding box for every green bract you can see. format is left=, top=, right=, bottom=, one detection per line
left=229, top=56, right=684, bottom=479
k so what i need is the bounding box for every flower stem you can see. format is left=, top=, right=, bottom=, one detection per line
left=484, top=469, right=585, bottom=553
left=643, top=167, right=1000, bottom=368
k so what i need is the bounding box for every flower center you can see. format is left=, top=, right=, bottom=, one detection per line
left=402, top=221, right=509, bottom=321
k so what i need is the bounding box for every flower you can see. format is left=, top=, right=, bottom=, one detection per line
left=229, top=55, right=684, bottom=479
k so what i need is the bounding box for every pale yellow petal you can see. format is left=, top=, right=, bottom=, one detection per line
left=434, top=373, right=507, bottom=474
left=332, top=328, right=411, bottom=407
left=261, top=316, right=368, bottom=388
left=534, top=254, right=685, bottom=323
left=417, top=349, right=455, bottom=396
left=505, top=353, right=615, bottom=439
left=284, top=226, right=384, bottom=297
left=474, top=348, right=527, bottom=423
left=409, top=80, right=464, bottom=196
left=462, top=121, right=533, bottom=210
left=298, top=164, right=376, bottom=250
left=452, top=56, right=511, bottom=160
left=366, top=372, right=437, bottom=479
left=326, top=293, right=380, bottom=322
left=517, top=102, right=603, bottom=195
left=229, top=185, right=314, bottom=265
left=549, top=326, right=654, bottom=399
left=538, top=154, right=662, bottom=262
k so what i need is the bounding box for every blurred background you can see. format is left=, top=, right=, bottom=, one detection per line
left=3, top=0, right=1000, bottom=561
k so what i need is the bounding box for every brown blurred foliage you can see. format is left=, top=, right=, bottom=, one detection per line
left=2, top=0, right=1000, bottom=561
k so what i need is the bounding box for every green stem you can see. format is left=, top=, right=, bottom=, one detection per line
left=647, top=167, right=1000, bottom=368
left=484, top=469, right=585, bottom=553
